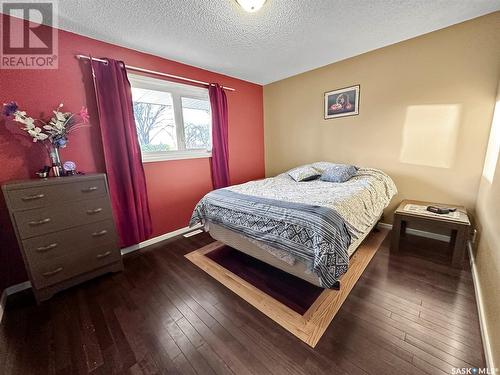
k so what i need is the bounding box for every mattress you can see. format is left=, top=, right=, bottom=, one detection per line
left=207, top=217, right=379, bottom=287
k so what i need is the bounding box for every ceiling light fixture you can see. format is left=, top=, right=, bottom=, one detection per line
left=236, top=0, right=267, bottom=13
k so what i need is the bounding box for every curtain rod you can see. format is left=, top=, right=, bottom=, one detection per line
left=75, top=54, right=236, bottom=92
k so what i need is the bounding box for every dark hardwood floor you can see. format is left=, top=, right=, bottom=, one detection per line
left=0, top=231, right=485, bottom=375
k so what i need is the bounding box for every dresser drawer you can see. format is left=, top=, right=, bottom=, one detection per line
left=6, top=177, right=107, bottom=210
left=30, top=244, right=121, bottom=289
left=22, top=220, right=118, bottom=265
left=14, top=197, right=113, bottom=239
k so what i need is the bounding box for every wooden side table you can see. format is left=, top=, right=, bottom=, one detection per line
left=391, top=200, right=471, bottom=268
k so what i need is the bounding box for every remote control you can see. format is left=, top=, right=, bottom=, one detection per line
left=427, top=206, right=456, bottom=215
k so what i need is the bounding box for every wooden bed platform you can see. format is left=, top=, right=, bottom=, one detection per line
left=185, top=228, right=389, bottom=347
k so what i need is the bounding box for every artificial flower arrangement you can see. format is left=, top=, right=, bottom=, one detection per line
left=2, top=101, right=89, bottom=146
left=2, top=101, right=89, bottom=176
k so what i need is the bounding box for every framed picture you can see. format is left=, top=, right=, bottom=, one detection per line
left=324, top=85, right=360, bottom=119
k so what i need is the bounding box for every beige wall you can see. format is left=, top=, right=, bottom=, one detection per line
left=264, top=12, right=500, bottom=222
left=475, top=78, right=500, bottom=369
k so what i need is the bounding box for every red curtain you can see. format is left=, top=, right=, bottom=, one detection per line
left=91, top=58, right=153, bottom=247
left=209, top=84, right=230, bottom=189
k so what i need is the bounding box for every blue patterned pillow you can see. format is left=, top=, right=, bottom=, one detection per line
left=287, top=165, right=321, bottom=182
left=320, top=165, right=358, bottom=183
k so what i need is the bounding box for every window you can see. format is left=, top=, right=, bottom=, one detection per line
left=129, top=74, right=212, bottom=162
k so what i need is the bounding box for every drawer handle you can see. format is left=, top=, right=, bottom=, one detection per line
left=28, top=218, right=51, bottom=226
left=82, top=186, right=98, bottom=193
left=42, top=267, right=63, bottom=277
left=92, top=230, right=108, bottom=237
left=86, top=208, right=103, bottom=215
left=36, top=243, right=58, bottom=252
left=96, top=251, right=112, bottom=259
left=22, top=193, right=45, bottom=201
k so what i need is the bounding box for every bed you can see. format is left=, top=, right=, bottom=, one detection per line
left=190, top=162, right=397, bottom=288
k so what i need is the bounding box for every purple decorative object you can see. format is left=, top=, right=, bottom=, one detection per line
left=2, top=101, right=18, bottom=117
left=63, top=161, right=76, bottom=172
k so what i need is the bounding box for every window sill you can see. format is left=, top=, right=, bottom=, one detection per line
left=142, top=150, right=212, bottom=163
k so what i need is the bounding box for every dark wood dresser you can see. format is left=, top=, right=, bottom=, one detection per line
left=2, top=174, right=123, bottom=302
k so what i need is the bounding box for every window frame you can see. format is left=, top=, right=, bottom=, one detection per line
left=128, top=73, right=212, bottom=163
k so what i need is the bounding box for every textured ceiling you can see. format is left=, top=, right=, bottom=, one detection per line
left=54, top=0, right=499, bottom=84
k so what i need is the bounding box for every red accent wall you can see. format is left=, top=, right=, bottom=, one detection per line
left=0, top=15, right=264, bottom=293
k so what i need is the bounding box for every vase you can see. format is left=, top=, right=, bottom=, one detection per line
left=48, top=145, right=63, bottom=177
left=49, top=145, right=61, bottom=165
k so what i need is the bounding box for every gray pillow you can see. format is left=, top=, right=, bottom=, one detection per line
left=311, top=161, right=339, bottom=173
left=320, top=164, right=358, bottom=183
left=288, top=165, right=321, bottom=182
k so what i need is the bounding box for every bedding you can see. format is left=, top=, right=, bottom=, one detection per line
left=287, top=165, right=321, bottom=182
left=190, top=167, right=397, bottom=288
left=311, top=161, right=340, bottom=173
left=320, top=164, right=358, bottom=183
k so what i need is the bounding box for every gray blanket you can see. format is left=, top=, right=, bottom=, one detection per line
left=190, top=189, right=351, bottom=288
